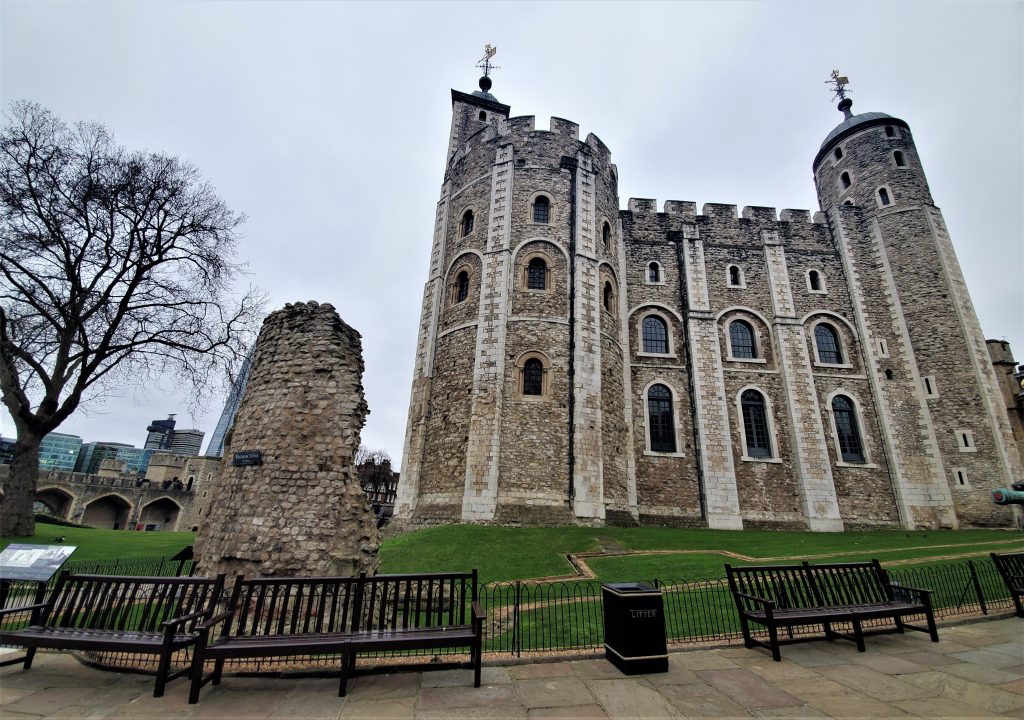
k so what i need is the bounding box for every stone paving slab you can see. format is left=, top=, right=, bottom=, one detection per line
left=0, top=617, right=1021, bottom=719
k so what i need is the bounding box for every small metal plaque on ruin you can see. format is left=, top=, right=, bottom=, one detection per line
left=233, top=450, right=263, bottom=467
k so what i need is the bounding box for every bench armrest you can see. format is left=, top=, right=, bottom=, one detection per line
left=472, top=601, right=486, bottom=622
left=160, top=608, right=217, bottom=631
left=0, top=602, right=50, bottom=619
left=197, top=608, right=236, bottom=631
left=732, top=591, right=775, bottom=609
left=889, top=583, right=932, bottom=604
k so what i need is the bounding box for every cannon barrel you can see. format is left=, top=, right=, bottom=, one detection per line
left=991, top=488, right=1024, bottom=505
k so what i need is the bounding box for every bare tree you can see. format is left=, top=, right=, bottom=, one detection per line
left=0, top=102, right=263, bottom=536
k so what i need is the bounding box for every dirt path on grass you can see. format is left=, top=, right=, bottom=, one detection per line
left=498, top=537, right=1024, bottom=586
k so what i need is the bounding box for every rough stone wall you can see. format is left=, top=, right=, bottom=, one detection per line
left=194, top=302, right=379, bottom=578
left=987, top=340, right=1024, bottom=470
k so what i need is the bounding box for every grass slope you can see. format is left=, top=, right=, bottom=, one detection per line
left=380, top=525, right=1024, bottom=583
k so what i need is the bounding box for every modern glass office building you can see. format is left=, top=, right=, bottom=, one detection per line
left=39, top=432, right=84, bottom=472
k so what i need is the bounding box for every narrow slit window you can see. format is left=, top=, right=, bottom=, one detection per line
left=603, top=281, right=613, bottom=312
left=478, top=111, right=487, bottom=121
left=741, top=390, right=772, bottom=458
left=527, top=257, right=547, bottom=290
left=647, top=384, right=676, bottom=453
left=603, top=222, right=611, bottom=252
left=894, top=151, right=906, bottom=167
left=532, top=195, right=550, bottom=224
left=841, top=172, right=851, bottom=189
left=834, top=147, right=843, bottom=160
left=878, top=188, right=891, bottom=206
left=956, top=470, right=967, bottom=486
left=808, top=270, right=822, bottom=291
left=832, top=395, right=865, bottom=463
left=522, top=359, right=543, bottom=396
left=885, top=125, right=895, bottom=137
left=728, top=265, right=742, bottom=287
left=456, top=271, right=469, bottom=303
left=461, top=210, right=474, bottom=237
left=648, top=262, right=660, bottom=283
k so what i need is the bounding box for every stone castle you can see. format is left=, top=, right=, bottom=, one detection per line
left=395, top=75, right=1023, bottom=531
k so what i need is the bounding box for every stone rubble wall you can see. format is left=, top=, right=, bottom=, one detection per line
left=194, top=302, right=379, bottom=578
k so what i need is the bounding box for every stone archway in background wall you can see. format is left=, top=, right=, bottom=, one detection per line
left=34, top=487, right=74, bottom=520
left=137, top=498, right=181, bottom=532
left=81, top=494, right=132, bottom=530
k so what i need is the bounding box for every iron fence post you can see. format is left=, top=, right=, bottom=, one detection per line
left=968, top=560, right=988, bottom=615
left=514, top=581, right=521, bottom=658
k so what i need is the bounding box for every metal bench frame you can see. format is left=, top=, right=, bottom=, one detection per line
left=0, top=571, right=225, bottom=697
left=725, top=560, right=938, bottom=661
left=188, top=570, right=485, bottom=704
left=990, top=551, right=1024, bottom=617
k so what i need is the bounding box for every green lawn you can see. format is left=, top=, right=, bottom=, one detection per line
left=5, top=522, right=1021, bottom=584
left=380, top=525, right=1024, bottom=583
left=0, top=524, right=195, bottom=562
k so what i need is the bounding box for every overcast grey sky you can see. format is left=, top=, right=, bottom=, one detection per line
left=2, top=1, right=1021, bottom=463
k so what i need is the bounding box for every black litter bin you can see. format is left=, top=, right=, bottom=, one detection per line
left=601, top=582, right=668, bottom=674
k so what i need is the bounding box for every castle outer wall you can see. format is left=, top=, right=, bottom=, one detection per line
left=396, top=85, right=1022, bottom=531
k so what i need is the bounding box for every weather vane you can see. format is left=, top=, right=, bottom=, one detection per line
left=826, top=70, right=851, bottom=102
left=477, top=45, right=500, bottom=78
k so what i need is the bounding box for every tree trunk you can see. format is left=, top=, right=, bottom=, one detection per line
left=0, top=434, right=41, bottom=537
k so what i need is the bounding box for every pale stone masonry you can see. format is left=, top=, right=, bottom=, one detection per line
left=397, top=79, right=1023, bottom=530
left=195, top=302, right=379, bottom=577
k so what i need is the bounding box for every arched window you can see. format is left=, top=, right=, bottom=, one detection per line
left=728, top=265, right=743, bottom=287
left=840, top=172, right=851, bottom=189
left=833, top=147, right=843, bottom=161
left=527, top=257, right=547, bottom=290
left=522, top=358, right=543, bottom=396
left=642, top=316, right=669, bottom=354
left=647, top=262, right=660, bottom=283
left=729, top=320, right=756, bottom=359
left=602, top=222, right=611, bottom=251
left=456, top=271, right=469, bottom=303
left=884, top=125, right=895, bottom=137
left=808, top=270, right=822, bottom=291
left=741, top=389, right=772, bottom=458
left=832, top=395, right=865, bottom=462
left=461, top=210, right=474, bottom=237
left=878, top=187, right=891, bottom=206
left=647, top=384, right=676, bottom=452
left=478, top=111, right=487, bottom=121
left=603, top=281, right=613, bottom=312
left=815, top=324, right=843, bottom=364
left=893, top=151, right=906, bottom=167
left=532, top=195, right=550, bottom=224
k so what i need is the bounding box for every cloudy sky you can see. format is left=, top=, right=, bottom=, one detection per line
left=2, top=1, right=1021, bottom=464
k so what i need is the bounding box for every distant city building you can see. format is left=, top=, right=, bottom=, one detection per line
left=169, top=429, right=204, bottom=457
left=39, top=432, right=83, bottom=472
left=206, top=349, right=254, bottom=457
left=116, top=447, right=158, bottom=476
left=75, top=441, right=132, bottom=474
left=144, top=415, right=176, bottom=450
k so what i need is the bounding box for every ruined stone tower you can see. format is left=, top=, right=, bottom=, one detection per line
left=396, top=76, right=1022, bottom=531
left=195, top=302, right=379, bottom=577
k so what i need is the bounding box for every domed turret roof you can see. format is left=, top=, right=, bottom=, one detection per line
left=819, top=111, right=896, bottom=151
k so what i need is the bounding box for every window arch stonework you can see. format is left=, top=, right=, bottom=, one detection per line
left=645, top=382, right=681, bottom=455
left=809, top=318, right=855, bottom=369
left=646, top=261, right=665, bottom=285
left=719, top=310, right=771, bottom=366
left=638, top=313, right=673, bottom=356
left=825, top=391, right=875, bottom=467
left=514, top=352, right=552, bottom=398
left=527, top=191, right=555, bottom=225
left=735, top=387, right=781, bottom=462
left=443, top=253, right=482, bottom=325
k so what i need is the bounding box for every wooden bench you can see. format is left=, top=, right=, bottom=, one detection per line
left=188, top=570, right=485, bottom=704
left=991, top=551, right=1024, bottom=617
left=0, top=572, right=225, bottom=697
left=725, top=560, right=938, bottom=661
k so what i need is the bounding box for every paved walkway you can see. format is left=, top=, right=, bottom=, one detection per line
left=1, top=618, right=1022, bottom=719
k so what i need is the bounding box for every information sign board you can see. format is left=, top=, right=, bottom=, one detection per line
left=0, top=544, right=77, bottom=582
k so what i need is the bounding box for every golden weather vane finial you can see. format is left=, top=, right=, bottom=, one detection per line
left=477, top=45, right=500, bottom=78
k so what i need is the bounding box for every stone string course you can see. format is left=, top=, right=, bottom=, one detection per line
left=396, top=86, right=1023, bottom=531
left=195, top=302, right=379, bottom=578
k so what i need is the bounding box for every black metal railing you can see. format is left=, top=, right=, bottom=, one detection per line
left=1, top=555, right=1018, bottom=669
